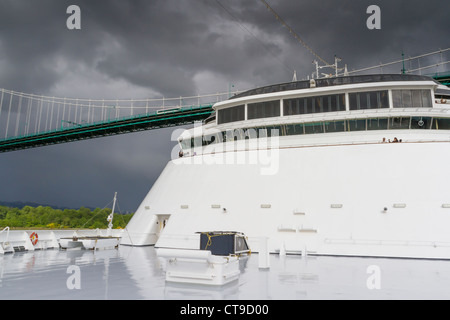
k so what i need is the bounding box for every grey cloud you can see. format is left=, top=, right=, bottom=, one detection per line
left=0, top=0, right=448, bottom=211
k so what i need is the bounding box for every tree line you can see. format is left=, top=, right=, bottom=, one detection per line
left=0, top=205, right=133, bottom=229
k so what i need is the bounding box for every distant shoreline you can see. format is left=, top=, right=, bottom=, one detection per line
left=0, top=200, right=94, bottom=211
left=0, top=204, right=133, bottom=229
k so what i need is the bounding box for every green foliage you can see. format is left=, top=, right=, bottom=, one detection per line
left=0, top=205, right=133, bottom=229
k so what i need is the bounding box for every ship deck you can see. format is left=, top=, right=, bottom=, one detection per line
left=1, top=245, right=449, bottom=300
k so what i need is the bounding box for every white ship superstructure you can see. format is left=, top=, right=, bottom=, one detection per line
left=121, top=74, right=450, bottom=259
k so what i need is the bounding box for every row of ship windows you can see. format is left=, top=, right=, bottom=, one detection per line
left=181, top=116, right=450, bottom=149
left=217, top=89, right=433, bottom=125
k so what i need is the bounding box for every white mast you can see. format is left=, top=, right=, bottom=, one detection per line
left=107, top=192, right=117, bottom=236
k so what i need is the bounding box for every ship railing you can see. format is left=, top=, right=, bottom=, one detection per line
left=435, top=98, right=450, bottom=106
left=276, top=107, right=449, bottom=122
left=0, top=227, right=11, bottom=254
left=0, top=227, right=10, bottom=242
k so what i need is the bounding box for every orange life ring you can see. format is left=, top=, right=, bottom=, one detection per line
left=30, top=232, right=38, bottom=246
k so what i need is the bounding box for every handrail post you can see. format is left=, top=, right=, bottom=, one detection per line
left=0, top=226, right=10, bottom=244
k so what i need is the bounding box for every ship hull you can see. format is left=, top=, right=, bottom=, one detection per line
left=122, top=133, right=450, bottom=259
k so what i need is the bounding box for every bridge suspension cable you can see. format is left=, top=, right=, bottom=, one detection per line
left=343, top=48, right=450, bottom=76
left=259, top=0, right=333, bottom=69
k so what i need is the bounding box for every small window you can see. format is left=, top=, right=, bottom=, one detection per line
left=379, top=90, right=389, bottom=108
left=234, top=128, right=245, bottom=140
left=304, top=122, right=324, bottom=134
left=256, top=127, right=268, bottom=138
left=248, top=100, right=280, bottom=120
left=402, top=90, right=412, bottom=108
left=223, top=130, right=235, bottom=143
left=284, top=94, right=345, bottom=115
left=217, top=105, right=245, bottom=124
left=222, top=129, right=243, bottom=142
left=349, top=91, right=389, bottom=110
left=392, top=89, right=432, bottom=108
left=390, top=117, right=410, bottom=129
left=284, top=98, right=304, bottom=116
left=359, top=92, right=369, bottom=109
left=306, top=97, right=314, bottom=114
left=421, top=90, right=432, bottom=108
left=348, top=119, right=366, bottom=131
left=432, top=118, right=450, bottom=130
left=235, top=235, right=249, bottom=253
left=315, top=96, right=323, bottom=113
left=202, top=134, right=216, bottom=146
left=327, top=94, right=346, bottom=112
left=392, top=90, right=402, bottom=108
left=193, top=136, right=202, bottom=148
left=245, top=128, right=258, bottom=139
left=367, top=118, right=388, bottom=130
left=410, top=117, right=431, bottom=129
left=285, top=124, right=304, bottom=135
left=267, top=125, right=282, bottom=137
left=411, top=90, right=422, bottom=108
left=180, top=138, right=190, bottom=150
left=324, top=120, right=345, bottom=133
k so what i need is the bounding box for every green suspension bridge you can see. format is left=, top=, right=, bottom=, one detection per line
left=0, top=48, right=449, bottom=153
left=0, top=91, right=228, bottom=153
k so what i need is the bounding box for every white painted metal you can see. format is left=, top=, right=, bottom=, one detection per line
left=0, top=229, right=124, bottom=254
left=121, top=77, right=450, bottom=259
left=0, top=227, right=13, bottom=254
left=107, top=192, right=117, bottom=237
left=157, top=248, right=240, bottom=285
left=78, top=237, right=120, bottom=250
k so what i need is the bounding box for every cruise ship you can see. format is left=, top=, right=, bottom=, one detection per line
left=121, top=74, right=450, bottom=259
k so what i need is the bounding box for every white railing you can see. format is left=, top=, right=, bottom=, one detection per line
left=0, top=226, right=10, bottom=241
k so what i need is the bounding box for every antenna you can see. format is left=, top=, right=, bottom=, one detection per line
left=312, top=56, right=344, bottom=79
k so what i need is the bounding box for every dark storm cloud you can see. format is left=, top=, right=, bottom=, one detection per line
left=0, top=0, right=300, bottom=96
left=235, top=0, right=450, bottom=74
left=0, top=0, right=448, bottom=95
left=0, top=0, right=448, bottom=211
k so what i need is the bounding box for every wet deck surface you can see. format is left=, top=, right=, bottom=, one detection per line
left=1, top=246, right=450, bottom=300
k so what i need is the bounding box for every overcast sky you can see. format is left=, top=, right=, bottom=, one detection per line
left=0, top=0, right=449, bottom=212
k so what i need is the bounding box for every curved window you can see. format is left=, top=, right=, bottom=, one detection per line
left=180, top=138, right=190, bottom=150
left=392, top=90, right=432, bottom=108
left=285, top=124, right=304, bottom=136
left=367, top=118, right=388, bottom=130
left=390, top=117, right=410, bottom=129
left=304, top=122, right=324, bottom=134
left=348, top=119, right=367, bottom=131
left=325, top=120, right=345, bottom=133
left=217, top=105, right=245, bottom=124
left=284, top=94, right=345, bottom=116
left=411, top=117, right=431, bottom=129
left=431, top=118, right=450, bottom=130
left=202, top=134, right=216, bottom=146
left=248, top=100, right=280, bottom=120
left=349, top=91, right=389, bottom=110
left=180, top=115, right=450, bottom=151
